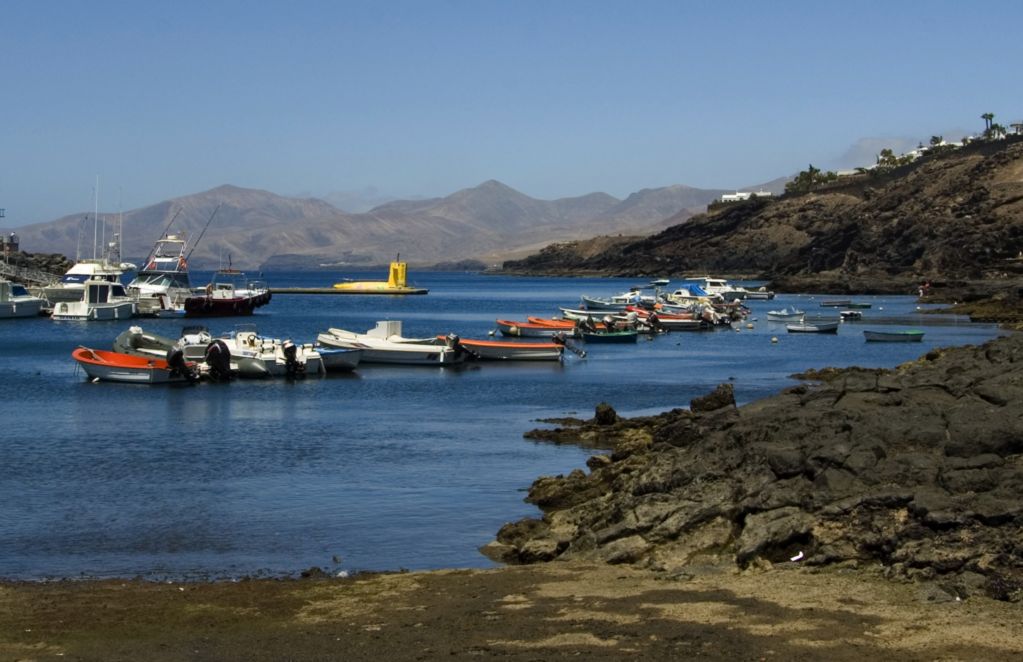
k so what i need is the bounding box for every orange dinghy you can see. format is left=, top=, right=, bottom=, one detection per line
left=72, top=347, right=197, bottom=384
left=438, top=336, right=565, bottom=361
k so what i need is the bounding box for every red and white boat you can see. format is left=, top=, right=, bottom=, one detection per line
left=435, top=335, right=565, bottom=361
left=184, top=270, right=272, bottom=317
left=496, top=319, right=578, bottom=338
left=71, top=347, right=196, bottom=384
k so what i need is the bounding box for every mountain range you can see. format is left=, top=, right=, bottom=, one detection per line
left=11, top=178, right=785, bottom=270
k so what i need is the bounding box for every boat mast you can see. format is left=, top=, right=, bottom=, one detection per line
left=93, top=175, right=99, bottom=260
left=184, top=203, right=221, bottom=263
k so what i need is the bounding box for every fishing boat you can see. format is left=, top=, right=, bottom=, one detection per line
left=864, top=329, right=925, bottom=342
left=317, top=320, right=466, bottom=365
left=525, top=317, right=577, bottom=330
left=580, top=329, right=639, bottom=343
left=184, top=270, right=272, bottom=317
left=496, top=319, right=577, bottom=338
left=126, top=233, right=195, bottom=315
left=51, top=279, right=136, bottom=321
left=434, top=335, right=566, bottom=361
left=0, top=278, right=46, bottom=318
left=786, top=321, right=839, bottom=334
left=579, top=289, right=655, bottom=311
left=71, top=347, right=196, bottom=384
left=840, top=310, right=863, bottom=321
left=766, top=306, right=805, bottom=322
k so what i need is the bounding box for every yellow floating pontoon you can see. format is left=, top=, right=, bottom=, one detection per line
left=332, top=259, right=428, bottom=295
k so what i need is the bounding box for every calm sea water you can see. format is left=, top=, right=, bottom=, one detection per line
left=0, top=272, right=1004, bottom=580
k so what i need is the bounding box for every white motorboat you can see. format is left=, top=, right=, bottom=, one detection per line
left=766, top=305, right=805, bottom=322
left=691, top=276, right=750, bottom=301
left=216, top=325, right=324, bottom=377
left=0, top=278, right=46, bottom=318
left=317, top=320, right=466, bottom=365
left=51, top=279, right=136, bottom=321
left=786, top=321, right=839, bottom=334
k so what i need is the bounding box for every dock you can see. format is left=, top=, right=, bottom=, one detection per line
left=272, top=287, right=428, bottom=295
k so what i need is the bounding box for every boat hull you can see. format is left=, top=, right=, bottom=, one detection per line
left=72, top=347, right=191, bottom=384
left=317, top=347, right=363, bottom=371
left=445, top=337, right=564, bottom=361
left=183, top=292, right=271, bottom=317
left=496, top=320, right=573, bottom=338
left=864, top=330, right=925, bottom=342
left=0, top=299, right=45, bottom=318
left=52, top=301, right=136, bottom=321
left=786, top=322, right=839, bottom=334
left=318, top=327, right=464, bottom=365
left=581, top=330, right=638, bottom=343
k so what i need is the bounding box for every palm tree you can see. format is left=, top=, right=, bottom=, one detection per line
left=930, top=135, right=943, bottom=147
left=982, top=112, right=995, bottom=132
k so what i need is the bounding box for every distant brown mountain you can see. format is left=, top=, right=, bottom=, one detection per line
left=14, top=180, right=741, bottom=270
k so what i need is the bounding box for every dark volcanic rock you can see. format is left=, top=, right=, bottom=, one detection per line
left=491, top=334, right=1023, bottom=600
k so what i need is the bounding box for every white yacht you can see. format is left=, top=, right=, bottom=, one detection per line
left=127, top=234, right=195, bottom=315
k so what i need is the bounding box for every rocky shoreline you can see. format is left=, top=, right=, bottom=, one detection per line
left=484, top=333, right=1023, bottom=604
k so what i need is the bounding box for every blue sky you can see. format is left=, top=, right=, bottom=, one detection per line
left=2, top=1, right=1021, bottom=224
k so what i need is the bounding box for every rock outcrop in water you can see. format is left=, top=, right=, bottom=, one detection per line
left=486, top=334, right=1023, bottom=601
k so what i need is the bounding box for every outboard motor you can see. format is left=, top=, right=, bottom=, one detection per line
left=552, top=331, right=586, bottom=358
left=204, top=339, right=233, bottom=382
left=446, top=333, right=479, bottom=361
left=166, top=343, right=198, bottom=384
left=282, top=339, right=305, bottom=379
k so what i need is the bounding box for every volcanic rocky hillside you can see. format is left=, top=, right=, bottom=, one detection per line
left=503, top=138, right=1023, bottom=291
left=13, top=181, right=731, bottom=270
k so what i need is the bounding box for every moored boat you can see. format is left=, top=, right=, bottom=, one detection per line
left=580, top=329, right=639, bottom=343
left=864, top=329, right=925, bottom=342
left=496, top=319, right=577, bottom=338
left=51, top=279, right=136, bottom=321
left=766, top=306, right=805, bottom=322
left=786, top=321, right=839, bottom=334
left=127, top=233, right=195, bottom=315
left=316, top=347, right=363, bottom=371
left=184, top=270, right=272, bottom=317
left=434, top=335, right=566, bottom=361
left=72, top=347, right=197, bottom=384
left=317, top=320, right=466, bottom=365
left=0, top=278, right=46, bottom=318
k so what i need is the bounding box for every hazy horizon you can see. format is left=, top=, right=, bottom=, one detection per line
left=3, top=1, right=1020, bottom=225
